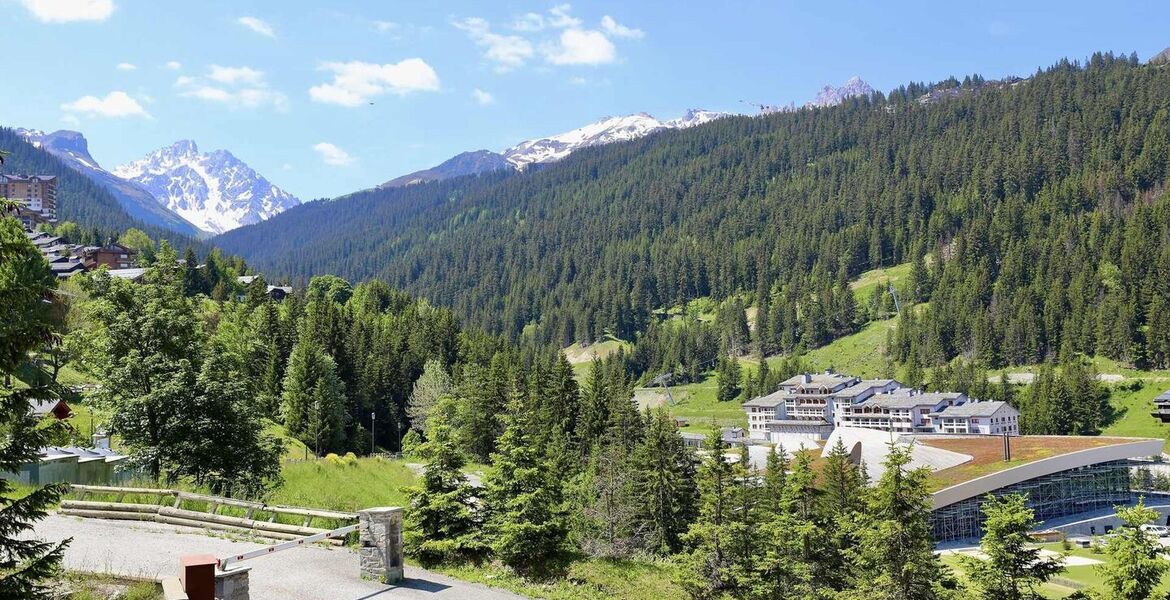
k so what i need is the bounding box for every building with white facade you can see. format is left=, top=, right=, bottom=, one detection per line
left=933, top=401, right=1019, bottom=434
left=743, top=370, right=1020, bottom=442
left=743, top=371, right=858, bottom=440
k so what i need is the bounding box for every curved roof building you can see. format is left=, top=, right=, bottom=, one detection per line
left=822, top=428, right=1164, bottom=542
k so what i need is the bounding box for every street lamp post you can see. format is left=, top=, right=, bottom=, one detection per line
left=371, top=411, right=376, bottom=456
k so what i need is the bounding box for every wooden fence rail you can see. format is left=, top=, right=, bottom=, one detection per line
left=62, top=485, right=357, bottom=542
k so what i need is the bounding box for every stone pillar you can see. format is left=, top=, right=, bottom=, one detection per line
left=358, top=507, right=404, bottom=584
left=215, top=567, right=250, bottom=600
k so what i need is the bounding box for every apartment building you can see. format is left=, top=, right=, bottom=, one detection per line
left=1, top=175, right=57, bottom=225
left=743, top=370, right=858, bottom=440
left=743, top=370, right=1020, bottom=441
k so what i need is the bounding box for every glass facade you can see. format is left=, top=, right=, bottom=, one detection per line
left=930, top=460, right=1132, bottom=542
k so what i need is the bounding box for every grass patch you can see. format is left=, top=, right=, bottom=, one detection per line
left=752, top=315, right=899, bottom=380
left=271, top=456, right=417, bottom=512
left=942, top=541, right=1170, bottom=598
left=263, top=420, right=312, bottom=462
left=63, top=572, right=161, bottom=600
left=642, top=374, right=746, bottom=429
left=425, top=557, right=685, bottom=600
left=849, top=262, right=912, bottom=301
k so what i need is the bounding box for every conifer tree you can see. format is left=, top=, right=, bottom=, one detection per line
left=482, top=385, right=568, bottom=575
left=570, top=439, right=637, bottom=558
left=716, top=355, right=742, bottom=402
left=0, top=216, right=68, bottom=598
left=759, top=445, right=788, bottom=517
left=960, top=494, right=1063, bottom=600
left=676, top=429, right=736, bottom=598
left=630, top=410, right=697, bottom=555
left=846, top=443, right=951, bottom=600
left=821, top=437, right=865, bottom=518
left=281, top=339, right=347, bottom=455
left=403, top=398, right=487, bottom=565
left=1096, top=498, right=1170, bottom=600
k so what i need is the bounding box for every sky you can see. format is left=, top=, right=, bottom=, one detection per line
left=2, top=0, right=1169, bottom=200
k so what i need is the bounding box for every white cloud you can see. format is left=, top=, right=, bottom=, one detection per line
left=510, top=12, right=545, bottom=32
left=60, top=91, right=149, bottom=119
left=165, top=60, right=182, bottom=70
left=548, top=4, right=582, bottom=29
left=115, top=62, right=136, bottom=71
left=313, top=142, right=353, bottom=166
left=373, top=20, right=397, bottom=33
left=471, top=88, right=494, bottom=105
left=568, top=76, right=587, bottom=86
left=208, top=65, right=265, bottom=86
left=237, top=16, right=275, bottom=38
left=175, top=66, right=287, bottom=111
left=61, top=114, right=80, bottom=125
left=600, top=15, right=643, bottom=39
left=281, top=163, right=293, bottom=171
left=544, top=29, right=616, bottom=65
left=309, top=59, right=440, bottom=107
left=453, top=17, right=533, bottom=72
left=19, top=0, right=113, bottom=23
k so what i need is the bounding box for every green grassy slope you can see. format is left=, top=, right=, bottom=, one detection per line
left=270, top=456, right=417, bottom=512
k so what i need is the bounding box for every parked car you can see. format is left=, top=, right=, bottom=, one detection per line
left=1139, top=524, right=1170, bottom=537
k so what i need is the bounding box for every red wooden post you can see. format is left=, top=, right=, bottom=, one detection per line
left=180, top=554, right=218, bottom=600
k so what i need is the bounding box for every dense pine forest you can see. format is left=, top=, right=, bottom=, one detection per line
left=217, top=53, right=1170, bottom=372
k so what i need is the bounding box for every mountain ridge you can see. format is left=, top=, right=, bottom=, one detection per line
left=15, top=128, right=205, bottom=238
left=379, top=108, right=733, bottom=189
left=114, top=141, right=301, bottom=235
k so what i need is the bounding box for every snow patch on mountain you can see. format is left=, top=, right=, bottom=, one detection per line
left=503, top=109, right=732, bottom=169
left=806, top=76, right=875, bottom=108
left=16, top=128, right=204, bottom=237
left=114, top=141, right=300, bottom=234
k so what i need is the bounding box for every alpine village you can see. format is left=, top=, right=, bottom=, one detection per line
left=5, top=3, right=1170, bottom=600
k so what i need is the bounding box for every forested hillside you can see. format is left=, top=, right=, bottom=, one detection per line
left=0, top=127, right=205, bottom=251
left=217, top=52, right=1170, bottom=370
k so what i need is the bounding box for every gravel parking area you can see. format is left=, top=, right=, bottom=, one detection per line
left=36, top=514, right=524, bottom=600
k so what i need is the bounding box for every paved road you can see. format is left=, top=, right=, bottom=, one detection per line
left=36, top=514, right=524, bottom=600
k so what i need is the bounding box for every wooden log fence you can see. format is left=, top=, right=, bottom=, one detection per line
left=62, top=485, right=357, bottom=543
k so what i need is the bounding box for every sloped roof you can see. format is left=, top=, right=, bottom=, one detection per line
left=935, top=401, right=1015, bottom=418
left=833, top=379, right=902, bottom=398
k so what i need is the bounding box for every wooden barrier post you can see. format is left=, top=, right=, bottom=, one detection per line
left=357, top=507, right=404, bottom=584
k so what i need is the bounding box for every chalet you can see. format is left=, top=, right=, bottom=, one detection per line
left=82, top=243, right=137, bottom=270
left=28, top=398, right=72, bottom=420
left=237, top=275, right=293, bottom=301
left=48, top=258, right=86, bottom=278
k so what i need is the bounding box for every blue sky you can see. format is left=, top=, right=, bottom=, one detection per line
left=2, top=0, right=1169, bottom=200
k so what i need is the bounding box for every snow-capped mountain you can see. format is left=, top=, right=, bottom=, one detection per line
left=503, top=110, right=732, bottom=169
left=114, top=141, right=300, bottom=235
left=15, top=128, right=204, bottom=237
left=806, top=76, right=875, bottom=108
left=665, top=109, right=731, bottom=129
left=376, top=109, right=733, bottom=188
